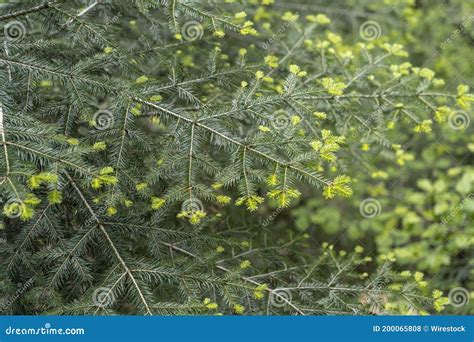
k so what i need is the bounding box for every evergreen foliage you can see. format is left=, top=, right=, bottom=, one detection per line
left=0, top=0, right=470, bottom=315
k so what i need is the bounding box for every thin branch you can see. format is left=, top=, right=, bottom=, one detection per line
left=5, top=141, right=93, bottom=175
left=66, top=173, right=153, bottom=315
left=136, top=98, right=332, bottom=187
left=0, top=1, right=59, bottom=21
left=0, top=104, right=10, bottom=185
left=156, top=240, right=306, bottom=315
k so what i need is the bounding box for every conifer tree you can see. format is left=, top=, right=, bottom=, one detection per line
left=0, top=0, right=469, bottom=315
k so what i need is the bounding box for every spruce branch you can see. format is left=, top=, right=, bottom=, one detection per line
left=158, top=239, right=306, bottom=315
left=0, top=105, right=10, bottom=185
left=66, top=173, right=153, bottom=315
left=0, top=1, right=59, bottom=21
